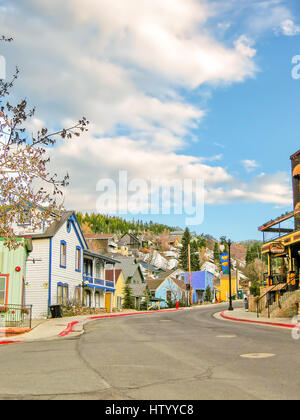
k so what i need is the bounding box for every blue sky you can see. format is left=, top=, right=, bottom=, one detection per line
left=1, top=0, right=300, bottom=241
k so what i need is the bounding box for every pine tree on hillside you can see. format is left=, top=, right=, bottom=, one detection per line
left=179, top=228, right=191, bottom=272
left=190, top=240, right=200, bottom=272
left=214, top=242, right=220, bottom=264
left=123, top=280, right=135, bottom=309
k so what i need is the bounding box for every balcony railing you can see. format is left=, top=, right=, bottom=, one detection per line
left=0, top=304, right=32, bottom=329
left=83, top=276, right=114, bottom=289
left=263, top=273, right=288, bottom=286
left=259, top=211, right=299, bottom=243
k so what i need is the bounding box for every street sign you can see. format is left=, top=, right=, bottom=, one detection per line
left=270, top=243, right=285, bottom=254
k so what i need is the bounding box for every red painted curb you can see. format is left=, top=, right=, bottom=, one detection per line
left=88, top=308, right=184, bottom=321
left=58, top=321, right=79, bottom=337
left=0, top=328, right=31, bottom=335
left=0, top=341, right=22, bottom=345
left=220, top=311, right=300, bottom=330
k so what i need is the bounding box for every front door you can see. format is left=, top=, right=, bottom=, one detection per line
left=105, top=293, right=111, bottom=312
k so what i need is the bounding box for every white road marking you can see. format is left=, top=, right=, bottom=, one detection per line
left=240, top=353, right=275, bottom=359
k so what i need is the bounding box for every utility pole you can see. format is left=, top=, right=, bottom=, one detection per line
left=188, top=244, right=192, bottom=306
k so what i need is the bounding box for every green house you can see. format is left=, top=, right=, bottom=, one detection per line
left=0, top=238, right=32, bottom=308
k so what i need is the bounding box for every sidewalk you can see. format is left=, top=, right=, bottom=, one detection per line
left=0, top=308, right=186, bottom=345
left=217, top=307, right=299, bottom=330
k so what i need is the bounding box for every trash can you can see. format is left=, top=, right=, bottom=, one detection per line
left=50, top=304, right=63, bottom=318
left=244, top=298, right=249, bottom=310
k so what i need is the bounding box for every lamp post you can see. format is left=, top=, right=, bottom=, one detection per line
left=227, top=239, right=234, bottom=311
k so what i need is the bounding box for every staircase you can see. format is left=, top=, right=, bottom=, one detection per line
left=263, top=289, right=300, bottom=319
left=257, top=275, right=300, bottom=319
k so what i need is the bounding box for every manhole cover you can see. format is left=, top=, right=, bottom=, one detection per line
left=240, top=353, right=275, bottom=359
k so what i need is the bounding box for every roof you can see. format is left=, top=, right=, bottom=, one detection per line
left=147, top=279, right=164, bottom=290
left=140, top=261, right=163, bottom=272
left=170, top=230, right=184, bottom=236
left=156, top=268, right=183, bottom=281
left=172, top=278, right=186, bottom=291
left=120, top=232, right=140, bottom=242
left=83, top=249, right=120, bottom=264
left=85, top=234, right=116, bottom=240
left=30, top=211, right=74, bottom=239
left=105, top=269, right=123, bottom=282
left=291, top=150, right=300, bottom=160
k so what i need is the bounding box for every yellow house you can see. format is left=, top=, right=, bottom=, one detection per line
left=105, top=269, right=125, bottom=309
left=217, top=275, right=238, bottom=302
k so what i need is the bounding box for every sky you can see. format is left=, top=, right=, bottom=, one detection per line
left=1, top=0, right=300, bottom=241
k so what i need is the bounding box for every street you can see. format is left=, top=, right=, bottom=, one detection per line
left=0, top=304, right=299, bottom=400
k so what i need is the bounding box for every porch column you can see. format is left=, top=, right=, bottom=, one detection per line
left=267, top=253, right=272, bottom=287
left=92, top=258, right=96, bottom=282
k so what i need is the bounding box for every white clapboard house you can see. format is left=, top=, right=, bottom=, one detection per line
left=14, top=210, right=119, bottom=319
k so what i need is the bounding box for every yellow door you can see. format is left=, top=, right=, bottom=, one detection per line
left=105, top=293, right=111, bottom=313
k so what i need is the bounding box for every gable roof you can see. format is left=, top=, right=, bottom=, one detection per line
left=30, top=211, right=88, bottom=249
left=120, top=232, right=140, bottom=242
left=30, top=210, right=74, bottom=239
left=147, top=279, right=165, bottom=291
left=105, top=269, right=123, bottom=283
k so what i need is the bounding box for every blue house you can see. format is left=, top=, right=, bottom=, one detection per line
left=147, top=269, right=187, bottom=308
left=180, top=271, right=214, bottom=304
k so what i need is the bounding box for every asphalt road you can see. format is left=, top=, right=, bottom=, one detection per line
left=1, top=303, right=300, bottom=400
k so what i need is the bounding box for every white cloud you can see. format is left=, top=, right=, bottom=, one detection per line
left=280, top=19, right=300, bottom=36
left=242, top=159, right=260, bottom=172
left=0, top=0, right=294, bottom=214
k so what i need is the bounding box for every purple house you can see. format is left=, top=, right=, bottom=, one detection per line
left=180, top=271, right=214, bottom=304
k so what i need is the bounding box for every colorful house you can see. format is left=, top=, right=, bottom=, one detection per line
left=0, top=237, right=32, bottom=308
left=180, top=271, right=214, bottom=304
left=216, top=274, right=237, bottom=302
left=10, top=210, right=119, bottom=318
left=111, top=255, right=146, bottom=309
left=105, top=269, right=125, bottom=309
left=147, top=276, right=187, bottom=308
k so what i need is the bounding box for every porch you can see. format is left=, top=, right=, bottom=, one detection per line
left=82, top=250, right=118, bottom=313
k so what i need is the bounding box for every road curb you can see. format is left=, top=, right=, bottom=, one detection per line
left=58, top=308, right=186, bottom=338
left=87, top=307, right=184, bottom=321
left=220, top=311, right=299, bottom=330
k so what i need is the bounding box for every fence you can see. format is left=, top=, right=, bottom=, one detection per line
left=0, top=304, right=32, bottom=329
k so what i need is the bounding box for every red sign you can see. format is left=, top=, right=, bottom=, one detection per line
left=270, top=243, right=285, bottom=254
left=15, top=266, right=21, bottom=272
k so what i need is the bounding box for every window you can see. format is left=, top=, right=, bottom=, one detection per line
left=166, top=291, right=172, bottom=301
left=95, top=292, right=100, bottom=308
left=0, top=275, right=8, bottom=305
left=63, top=284, right=69, bottom=305
left=75, top=247, right=81, bottom=272
left=66, top=220, right=71, bottom=233
left=17, top=210, right=31, bottom=226
left=57, top=283, right=69, bottom=305
left=57, top=284, right=63, bottom=305
left=60, top=241, right=67, bottom=268
left=75, top=287, right=81, bottom=304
